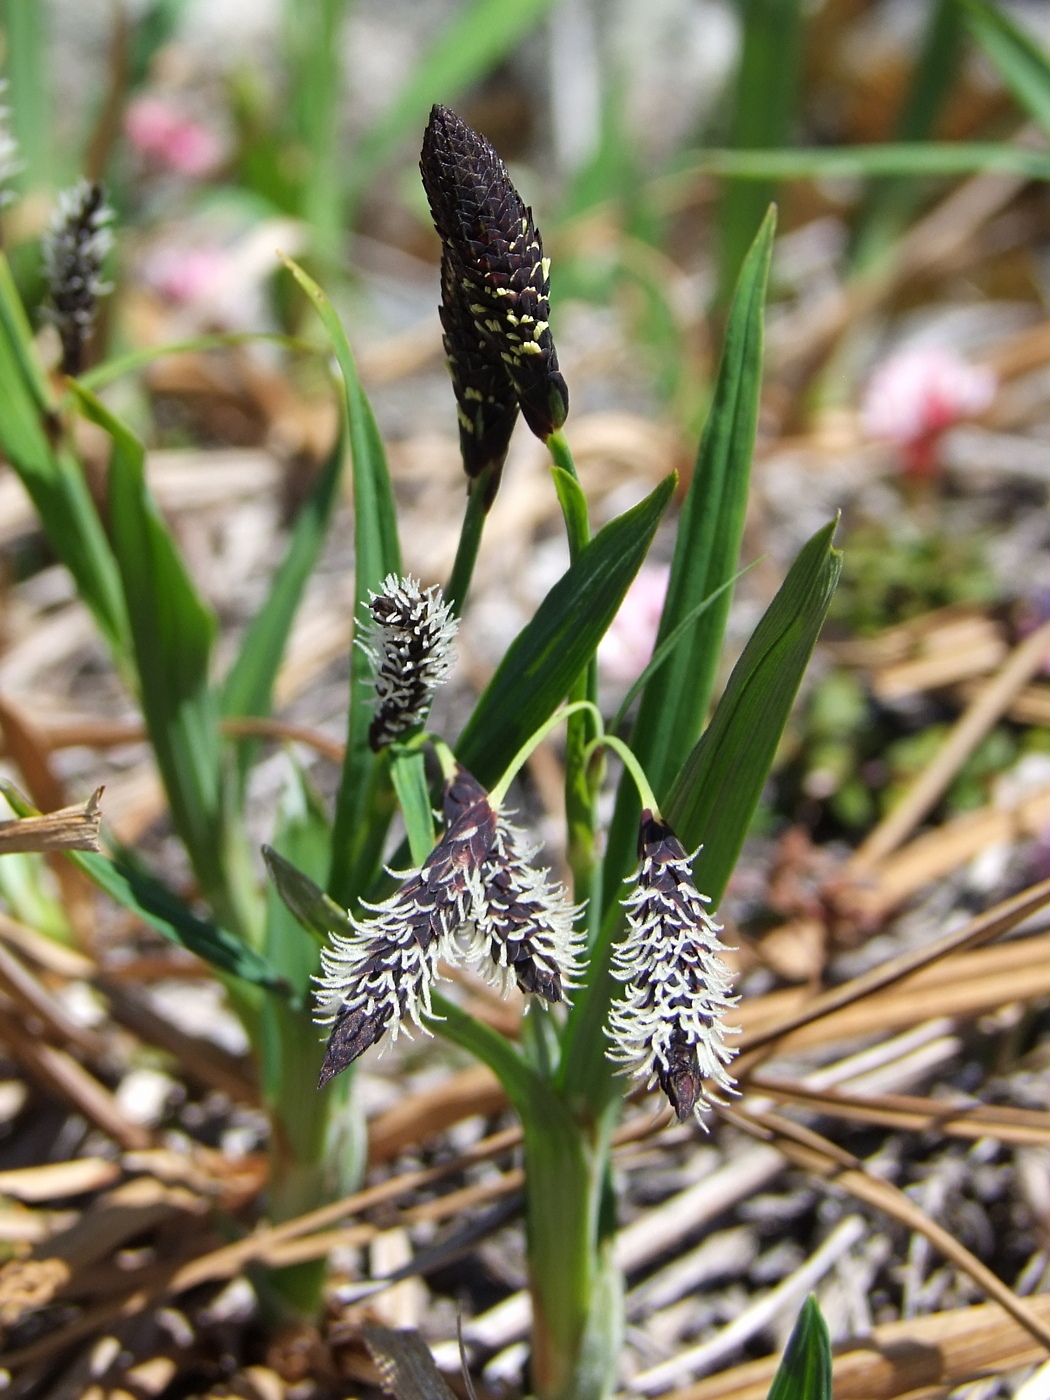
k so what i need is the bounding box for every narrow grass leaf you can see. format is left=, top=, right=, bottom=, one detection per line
left=962, top=0, right=1050, bottom=141
left=850, top=0, right=966, bottom=269
left=666, top=518, right=842, bottom=905
left=76, top=331, right=314, bottom=392
left=0, top=0, right=52, bottom=188
left=0, top=284, right=127, bottom=660
left=717, top=1, right=800, bottom=301
left=71, top=385, right=224, bottom=895
left=456, top=473, right=675, bottom=786
left=603, top=210, right=774, bottom=908
left=263, top=844, right=351, bottom=948
left=349, top=0, right=565, bottom=202
left=390, top=750, right=436, bottom=865
left=0, top=782, right=284, bottom=990
left=221, top=424, right=344, bottom=787
left=767, top=1295, right=832, bottom=1400
left=79, top=850, right=287, bottom=991
left=279, top=255, right=402, bottom=907
left=667, top=144, right=1050, bottom=183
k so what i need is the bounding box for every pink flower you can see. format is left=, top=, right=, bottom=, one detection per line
left=145, top=245, right=228, bottom=305
left=860, top=345, right=996, bottom=477
left=599, top=563, right=670, bottom=686
left=124, top=96, right=223, bottom=178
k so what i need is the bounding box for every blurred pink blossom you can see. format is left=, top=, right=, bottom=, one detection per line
left=145, top=245, right=228, bottom=305
left=125, top=96, right=223, bottom=177
left=860, top=345, right=997, bottom=477
left=599, top=562, right=670, bottom=686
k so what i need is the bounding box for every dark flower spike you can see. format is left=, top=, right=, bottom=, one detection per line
left=314, top=772, right=497, bottom=1085
left=42, top=180, right=114, bottom=376
left=444, top=767, right=583, bottom=1002
left=606, top=811, right=738, bottom=1122
left=358, top=573, right=458, bottom=751
left=439, top=249, right=520, bottom=505
left=420, top=104, right=568, bottom=445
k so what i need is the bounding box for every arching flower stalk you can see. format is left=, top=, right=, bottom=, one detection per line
left=420, top=104, right=569, bottom=490
left=42, top=180, right=115, bottom=375
left=607, top=811, right=738, bottom=1121
left=358, top=574, right=458, bottom=751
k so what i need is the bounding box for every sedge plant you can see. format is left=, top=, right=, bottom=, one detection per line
left=0, top=100, right=841, bottom=1390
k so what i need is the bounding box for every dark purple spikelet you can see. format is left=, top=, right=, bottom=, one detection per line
left=607, top=812, right=737, bottom=1122
left=420, top=105, right=568, bottom=447
left=439, top=250, right=520, bottom=503
left=359, top=574, right=458, bottom=752
left=42, top=180, right=114, bottom=376
left=315, top=771, right=497, bottom=1085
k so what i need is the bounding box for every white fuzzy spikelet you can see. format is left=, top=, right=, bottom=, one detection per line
left=461, top=811, right=585, bottom=1003
left=313, top=768, right=496, bottom=1084
left=358, top=574, right=458, bottom=750
left=606, top=812, right=738, bottom=1122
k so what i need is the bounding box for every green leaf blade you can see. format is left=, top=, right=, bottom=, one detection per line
left=767, top=1295, right=832, bottom=1400
left=603, top=209, right=774, bottom=909
left=962, top=0, right=1050, bottom=141
left=279, top=256, right=402, bottom=908
left=666, top=518, right=842, bottom=905
left=456, top=473, right=675, bottom=787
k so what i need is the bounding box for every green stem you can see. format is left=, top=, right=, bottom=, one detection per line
left=546, top=430, right=601, bottom=912
left=489, top=701, right=602, bottom=808
left=586, top=735, right=659, bottom=815
left=446, top=464, right=499, bottom=616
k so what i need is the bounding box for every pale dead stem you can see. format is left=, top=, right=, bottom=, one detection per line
left=734, top=872, right=1050, bottom=1068
left=720, top=1103, right=1050, bottom=1354
left=848, top=618, right=1050, bottom=873
left=0, top=789, right=102, bottom=854
left=10, top=714, right=347, bottom=765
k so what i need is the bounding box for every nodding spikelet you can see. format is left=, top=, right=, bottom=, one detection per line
left=42, top=180, right=115, bottom=375
left=606, top=812, right=738, bottom=1122
left=314, top=774, right=497, bottom=1084
left=445, top=768, right=584, bottom=1003
left=420, top=105, right=568, bottom=447
left=0, top=83, right=21, bottom=208
left=314, top=765, right=585, bottom=1081
left=358, top=574, right=458, bottom=751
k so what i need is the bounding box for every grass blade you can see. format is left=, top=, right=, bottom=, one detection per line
left=962, top=0, right=1050, bottom=141
left=279, top=255, right=402, bottom=908
left=221, top=425, right=345, bottom=789
left=390, top=750, right=436, bottom=865
left=666, top=143, right=1050, bottom=183
left=70, top=385, right=232, bottom=920
left=666, top=518, right=842, bottom=905
left=766, top=1295, right=832, bottom=1400
left=0, top=784, right=284, bottom=991
left=456, top=474, right=675, bottom=787
left=0, top=0, right=52, bottom=189
left=716, top=0, right=801, bottom=302
left=603, top=210, right=774, bottom=908
left=0, top=272, right=128, bottom=661
left=850, top=0, right=966, bottom=269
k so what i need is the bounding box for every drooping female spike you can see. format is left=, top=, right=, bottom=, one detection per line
left=420, top=105, right=568, bottom=449
left=358, top=574, right=458, bottom=751
left=444, top=767, right=584, bottom=1002
left=314, top=764, right=584, bottom=1082
left=42, top=181, right=115, bottom=375
left=314, top=773, right=497, bottom=1084
left=606, top=812, right=738, bottom=1121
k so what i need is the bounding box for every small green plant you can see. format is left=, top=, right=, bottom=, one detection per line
left=0, top=101, right=840, bottom=1393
